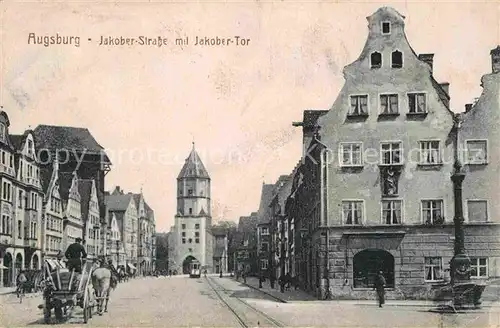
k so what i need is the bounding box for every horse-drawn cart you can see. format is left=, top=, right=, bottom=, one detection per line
left=41, top=260, right=95, bottom=324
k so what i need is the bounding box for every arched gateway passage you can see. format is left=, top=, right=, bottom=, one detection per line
left=182, top=256, right=198, bottom=274
left=353, top=249, right=394, bottom=288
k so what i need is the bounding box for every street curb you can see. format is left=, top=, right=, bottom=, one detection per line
left=231, top=280, right=500, bottom=309
left=231, top=278, right=288, bottom=303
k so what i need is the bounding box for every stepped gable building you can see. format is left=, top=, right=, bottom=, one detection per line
left=288, top=6, right=500, bottom=300
left=170, top=143, right=214, bottom=274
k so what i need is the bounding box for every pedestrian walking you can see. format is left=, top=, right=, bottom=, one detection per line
left=270, top=273, right=276, bottom=289
left=374, top=271, right=386, bottom=308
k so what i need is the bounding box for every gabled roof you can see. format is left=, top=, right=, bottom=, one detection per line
left=40, top=167, right=53, bottom=193
left=105, top=193, right=133, bottom=212
left=130, top=192, right=155, bottom=222
left=132, top=193, right=141, bottom=208
left=211, top=226, right=227, bottom=236
left=177, top=144, right=209, bottom=179
left=78, top=180, right=93, bottom=221
left=256, top=183, right=275, bottom=224
left=238, top=214, right=258, bottom=232
left=303, top=110, right=329, bottom=128
left=9, top=134, right=24, bottom=151
left=33, top=125, right=110, bottom=162
left=58, top=172, right=75, bottom=201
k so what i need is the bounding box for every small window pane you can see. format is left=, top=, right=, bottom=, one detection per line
left=466, top=140, right=487, bottom=164
left=392, top=51, right=403, bottom=68
left=371, top=52, right=382, bottom=68
left=382, top=22, right=391, bottom=34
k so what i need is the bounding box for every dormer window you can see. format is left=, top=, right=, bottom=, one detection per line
left=382, top=22, right=391, bottom=35
left=392, top=51, right=403, bottom=68
left=370, top=52, right=382, bottom=69
left=27, top=140, right=33, bottom=156
left=0, top=123, right=5, bottom=142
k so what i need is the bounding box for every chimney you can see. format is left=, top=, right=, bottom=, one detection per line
left=490, top=46, right=500, bottom=74
left=439, top=82, right=450, bottom=96
left=418, top=54, right=434, bottom=74
left=113, top=186, right=122, bottom=195
left=465, top=103, right=473, bottom=113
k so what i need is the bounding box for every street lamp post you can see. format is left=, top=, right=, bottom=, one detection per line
left=448, top=159, right=486, bottom=308
left=299, top=228, right=308, bottom=291
left=450, top=160, right=470, bottom=284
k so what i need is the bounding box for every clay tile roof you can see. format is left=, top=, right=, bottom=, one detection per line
left=303, top=110, right=329, bottom=128
left=33, top=125, right=110, bottom=163
left=256, top=184, right=275, bottom=224
left=177, top=145, right=210, bottom=179
left=105, top=194, right=132, bottom=211
left=9, top=134, right=24, bottom=151
left=58, top=172, right=75, bottom=201
left=132, top=194, right=141, bottom=208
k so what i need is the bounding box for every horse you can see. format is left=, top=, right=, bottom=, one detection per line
left=91, top=264, right=116, bottom=315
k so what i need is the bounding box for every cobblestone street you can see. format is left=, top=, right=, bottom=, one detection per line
left=1, top=276, right=499, bottom=327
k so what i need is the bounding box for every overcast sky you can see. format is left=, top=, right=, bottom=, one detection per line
left=2, top=1, right=499, bottom=232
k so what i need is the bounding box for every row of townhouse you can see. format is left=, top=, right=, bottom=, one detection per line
left=250, top=6, right=500, bottom=300
left=232, top=213, right=259, bottom=276
left=105, top=186, right=157, bottom=275
left=0, top=111, right=156, bottom=287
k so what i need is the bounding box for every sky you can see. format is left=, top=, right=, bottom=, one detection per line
left=1, top=0, right=499, bottom=232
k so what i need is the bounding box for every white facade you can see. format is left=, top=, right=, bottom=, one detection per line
left=170, top=145, right=213, bottom=273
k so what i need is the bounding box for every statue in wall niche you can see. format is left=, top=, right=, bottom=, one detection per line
left=382, top=166, right=400, bottom=196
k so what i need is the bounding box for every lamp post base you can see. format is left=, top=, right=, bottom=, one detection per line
left=450, top=253, right=471, bottom=284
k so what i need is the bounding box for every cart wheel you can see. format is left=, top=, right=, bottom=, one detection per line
left=83, top=291, right=90, bottom=323
left=54, top=306, right=63, bottom=322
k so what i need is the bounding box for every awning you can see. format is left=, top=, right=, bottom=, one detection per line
left=127, top=263, right=137, bottom=271
left=341, top=231, right=406, bottom=250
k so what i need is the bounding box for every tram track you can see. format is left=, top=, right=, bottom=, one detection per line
left=204, top=276, right=284, bottom=328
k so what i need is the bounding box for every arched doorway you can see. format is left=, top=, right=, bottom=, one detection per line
left=182, top=256, right=197, bottom=274
left=15, top=253, right=23, bottom=279
left=32, top=254, right=39, bottom=270
left=3, top=252, right=13, bottom=287
left=353, top=249, right=394, bottom=288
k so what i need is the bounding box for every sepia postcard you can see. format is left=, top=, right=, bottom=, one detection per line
left=0, top=1, right=500, bottom=327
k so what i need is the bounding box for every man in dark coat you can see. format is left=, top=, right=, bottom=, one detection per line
left=374, top=271, right=386, bottom=307
left=65, top=237, right=87, bottom=273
